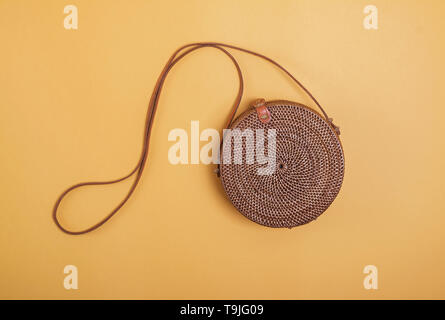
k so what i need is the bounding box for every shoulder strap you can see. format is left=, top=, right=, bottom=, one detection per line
left=52, top=42, right=337, bottom=235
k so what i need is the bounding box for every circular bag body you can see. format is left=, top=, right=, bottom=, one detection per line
left=219, top=100, right=344, bottom=228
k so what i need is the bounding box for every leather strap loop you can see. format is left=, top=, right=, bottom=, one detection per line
left=52, top=42, right=333, bottom=235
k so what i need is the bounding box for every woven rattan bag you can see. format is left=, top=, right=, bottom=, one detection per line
left=53, top=42, right=344, bottom=235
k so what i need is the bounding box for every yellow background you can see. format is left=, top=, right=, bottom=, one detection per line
left=1, top=0, right=444, bottom=299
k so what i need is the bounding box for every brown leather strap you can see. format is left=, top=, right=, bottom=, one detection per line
left=52, top=42, right=336, bottom=235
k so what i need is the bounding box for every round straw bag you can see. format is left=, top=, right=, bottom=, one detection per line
left=52, top=42, right=344, bottom=235
left=219, top=99, right=344, bottom=228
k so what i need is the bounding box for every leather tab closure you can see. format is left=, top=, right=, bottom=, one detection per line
left=251, top=98, right=271, bottom=124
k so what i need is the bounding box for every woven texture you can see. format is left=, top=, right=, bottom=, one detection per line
left=219, top=100, right=344, bottom=228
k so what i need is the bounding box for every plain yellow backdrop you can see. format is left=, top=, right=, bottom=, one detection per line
left=1, top=0, right=444, bottom=299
